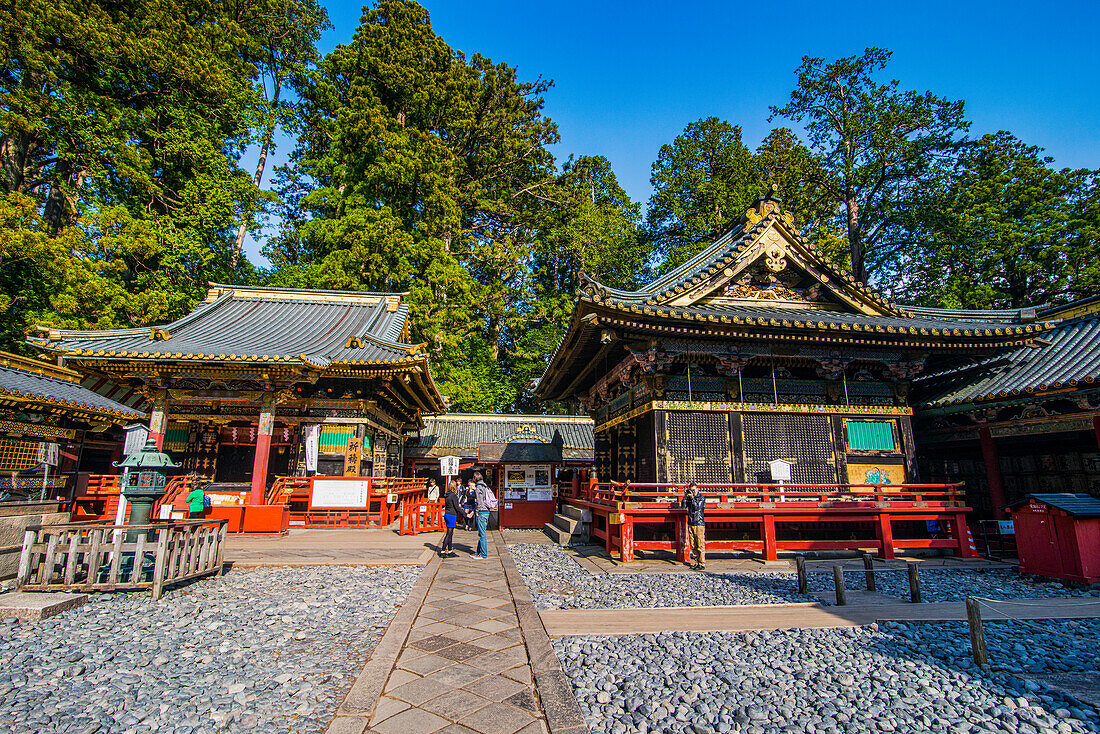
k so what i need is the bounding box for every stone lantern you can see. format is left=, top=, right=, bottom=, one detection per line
left=114, top=438, right=180, bottom=529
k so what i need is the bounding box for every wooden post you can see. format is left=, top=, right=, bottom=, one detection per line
left=795, top=555, right=807, bottom=595
left=620, top=516, right=634, bottom=563
left=955, top=513, right=977, bottom=558
left=862, top=553, right=876, bottom=592
left=876, top=512, right=895, bottom=559
left=215, top=522, right=228, bottom=574
left=151, top=528, right=170, bottom=600
left=907, top=561, right=921, bottom=603
left=832, top=565, right=847, bottom=606
left=15, top=529, right=36, bottom=588
left=978, top=426, right=1008, bottom=520
left=762, top=515, right=778, bottom=561
left=249, top=391, right=275, bottom=505
left=64, top=531, right=80, bottom=585
left=965, top=596, right=988, bottom=666
left=674, top=514, right=688, bottom=562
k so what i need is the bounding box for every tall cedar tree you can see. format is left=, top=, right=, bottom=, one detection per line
left=0, top=0, right=327, bottom=349
left=511, top=155, right=648, bottom=411
left=770, top=48, right=968, bottom=283
left=645, top=118, right=766, bottom=274
left=903, top=132, right=1090, bottom=309
left=268, top=0, right=559, bottom=411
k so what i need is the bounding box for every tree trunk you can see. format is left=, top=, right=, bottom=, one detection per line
left=845, top=190, right=863, bottom=282
left=231, top=83, right=281, bottom=271
left=43, top=159, right=82, bottom=236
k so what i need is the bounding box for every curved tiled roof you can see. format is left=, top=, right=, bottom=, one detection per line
left=0, top=353, right=145, bottom=421
left=407, top=414, right=594, bottom=460
left=29, top=286, right=421, bottom=367
left=919, top=312, right=1100, bottom=407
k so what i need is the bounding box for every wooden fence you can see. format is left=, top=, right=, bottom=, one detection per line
left=16, top=519, right=228, bottom=600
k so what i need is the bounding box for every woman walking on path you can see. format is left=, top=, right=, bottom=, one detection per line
left=440, top=480, right=461, bottom=557
left=472, top=470, right=495, bottom=559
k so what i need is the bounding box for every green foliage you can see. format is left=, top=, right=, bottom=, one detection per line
left=646, top=118, right=765, bottom=274
left=902, top=132, right=1090, bottom=308
left=770, top=48, right=969, bottom=282
left=0, top=0, right=327, bottom=350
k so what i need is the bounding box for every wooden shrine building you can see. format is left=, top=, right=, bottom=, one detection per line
left=405, top=413, right=595, bottom=528
left=0, top=351, right=146, bottom=499
left=534, top=194, right=1058, bottom=560
left=536, top=194, right=1053, bottom=488
left=916, top=297, right=1100, bottom=519
left=29, top=285, right=445, bottom=504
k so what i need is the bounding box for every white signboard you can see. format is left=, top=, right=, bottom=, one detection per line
left=123, top=424, right=149, bottom=456
left=527, top=486, right=553, bottom=502
left=37, top=442, right=60, bottom=467
left=311, top=479, right=370, bottom=508
left=303, top=424, right=320, bottom=473
left=440, top=455, right=460, bottom=477
left=768, top=459, right=792, bottom=482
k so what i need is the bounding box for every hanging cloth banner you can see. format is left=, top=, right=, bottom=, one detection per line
left=304, top=425, right=320, bottom=473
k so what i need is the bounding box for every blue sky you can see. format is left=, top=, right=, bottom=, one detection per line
left=244, top=0, right=1100, bottom=265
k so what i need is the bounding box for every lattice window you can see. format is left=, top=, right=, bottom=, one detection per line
left=0, top=439, right=40, bottom=471
left=742, top=413, right=836, bottom=484
left=663, top=412, right=732, bottom=484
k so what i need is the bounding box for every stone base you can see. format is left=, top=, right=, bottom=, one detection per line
left=0, top=591, right=88, bottom=621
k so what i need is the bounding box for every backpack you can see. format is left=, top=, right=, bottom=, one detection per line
left=202, top=494, right=212, bottom=510
left=480, top=483, right=498, bottom=510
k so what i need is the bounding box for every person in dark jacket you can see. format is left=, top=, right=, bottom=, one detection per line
left=440, top=480, right=462, bottom=557
left=680, top=482, right=707, bottom=570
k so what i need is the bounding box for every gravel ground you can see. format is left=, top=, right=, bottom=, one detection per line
left=807, top=567, right=1100, bottom=603
left=0, top=565, right=419, bottom=734
left=510, top=544, right=814, bottom=610
left=556, top=620, right=1100, bottom=734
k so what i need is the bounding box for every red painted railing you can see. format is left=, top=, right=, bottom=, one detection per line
left=563, top=481, right=966, bottom=508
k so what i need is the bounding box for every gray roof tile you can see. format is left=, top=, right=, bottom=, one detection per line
left=0, top=360, right=146, bottom=420
left=407, top=414, right=594, bottom=461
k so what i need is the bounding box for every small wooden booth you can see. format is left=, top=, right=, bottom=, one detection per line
left=1008, top=493, right=1100, bottom=583
left=479, top=439, right=562, bottom=529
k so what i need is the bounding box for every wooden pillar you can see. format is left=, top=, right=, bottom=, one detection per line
left=955, top=512, right=977, bottom=558
left=249, top=392, right=275, bottom=505
left=877, top=512, right=895, bottom=559
left=979, top=427, right=1008, bottom=520
left=620, top=515, right=633, bottom=562
left=148, top=389, right=168, bottom=450
left=762, top=515, right=778, bottom=561
left=675, top=514, right=688, bottom=562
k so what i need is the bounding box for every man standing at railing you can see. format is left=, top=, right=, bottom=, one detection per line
left=680, top=482, right=706, bottom=570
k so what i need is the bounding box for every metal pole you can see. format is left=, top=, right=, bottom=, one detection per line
left=771, top=364, right=778, bottom=404
left=687, top=365, right=693, bottom=402
left=795, top=556, right=807, bottom=595
left=843, top=370, right=850, bottom=406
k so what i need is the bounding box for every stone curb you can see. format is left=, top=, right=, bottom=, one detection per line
left=325, top=553, right=443, bottom=734
left=495, top=531, right=590, bottom=734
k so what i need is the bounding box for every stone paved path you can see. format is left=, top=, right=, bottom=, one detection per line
left=366, top=531, right=550, bottom=734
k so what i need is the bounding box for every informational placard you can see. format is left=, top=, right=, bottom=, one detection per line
left=123, top=424, right=149, bottom=456
left=344, top=436, right=361, bottom=476
left=998, top=520, right=1015, bottom=535
left=303, top=424, right=320, bottom=472
left=311, top=479, right=370, bottom=508
left=440, top=455, right=460, bottom=477
left=504, top=464, right=553, bottom=501
left=768, top=459, right=792, bottom=482
left=527, top=486, right=553, bottom=502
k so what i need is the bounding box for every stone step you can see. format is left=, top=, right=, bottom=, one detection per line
left=543, top=521, right=588, bottom=546
left=552, top=513, right=585, bottom=534
left=561, top=504, right=592, bottom=523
